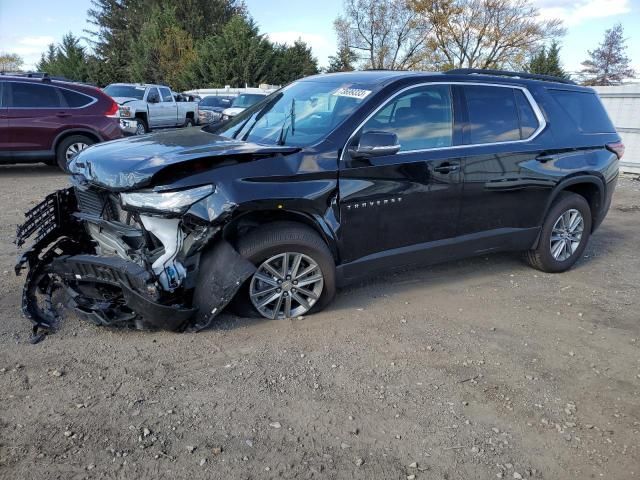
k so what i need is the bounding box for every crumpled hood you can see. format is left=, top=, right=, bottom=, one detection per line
left=223, top=107, right=246, bottom=117
left=113, top=96, right=141, bottom=105
left=69, top=127, right=299, bottom=191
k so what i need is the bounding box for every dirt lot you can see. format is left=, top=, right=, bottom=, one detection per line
left=0, top=165, right=638, bottom=480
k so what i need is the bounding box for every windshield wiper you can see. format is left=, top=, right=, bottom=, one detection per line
left=277, top=99, right=296, bottom=146
left=233, top=93, right=282, bottom=140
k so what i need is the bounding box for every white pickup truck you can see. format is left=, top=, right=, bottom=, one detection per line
left=103, top=83, right=198, bottom=135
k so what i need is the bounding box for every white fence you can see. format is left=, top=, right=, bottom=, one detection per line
left=594, top=85, right=640, bottom=174
left=185, top=85, right=279, bottom=98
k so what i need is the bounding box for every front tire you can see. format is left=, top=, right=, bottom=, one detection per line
left=56, top=135, right=94, bottom=171
left=135, top=117, right=148, bottom=135
left=235, top=222, right=336, bottom=319
left=525, top=192, right=592, bottom=273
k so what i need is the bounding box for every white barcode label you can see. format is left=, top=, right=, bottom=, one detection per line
left=332, top=87, right=372, bottom=99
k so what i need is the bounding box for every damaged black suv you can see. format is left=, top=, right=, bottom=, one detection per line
left=15, top=69, right=622, bottom=335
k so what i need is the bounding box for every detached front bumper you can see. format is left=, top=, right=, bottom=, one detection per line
left=51, top=254, right=196, bottom=330
left=14, top=186, right=251, bottom=334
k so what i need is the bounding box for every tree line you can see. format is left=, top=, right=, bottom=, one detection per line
left=2, top=0, right=635, bottom=88
left=35, top=0, right=319, bottom=89
left=330, top=0, right=635, bottom=85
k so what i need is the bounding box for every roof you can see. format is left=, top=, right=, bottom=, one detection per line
left=302, top=70, right=437, bottom=86
left=0, top=73, right=91, bottom=87
left=301, top=70, right=588, bottom=90
left=107, top=83, right=169, bottom=89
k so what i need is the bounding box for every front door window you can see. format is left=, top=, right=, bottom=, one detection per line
left=361, top=85, right=453, bottom=152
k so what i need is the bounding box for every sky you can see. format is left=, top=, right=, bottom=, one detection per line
left=1, top=0, right=639, bottom=76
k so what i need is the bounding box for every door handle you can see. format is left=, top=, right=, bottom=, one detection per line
left=535, top=154, right=555, bottom=163
left=433, top=162, right=460, bottom=174
left=56, top=112, right=72, bottom=118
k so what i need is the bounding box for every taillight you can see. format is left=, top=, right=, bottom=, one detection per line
left=606, top=141, right=625, bottom=159
left=105, top=99, right=119, bottom=118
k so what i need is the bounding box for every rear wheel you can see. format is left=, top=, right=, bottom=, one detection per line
left=235, top=222, right=336, bottom=319
left=184, top=117, right=195, bottom=128
left=525, top=192, right=592, bottom=273
left=56, top=135, right=94, bottom=171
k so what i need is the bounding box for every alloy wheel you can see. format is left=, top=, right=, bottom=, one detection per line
left=550, top=208, right=584, bottom=261
left=65, top=142, right=89, bottom=161
left=135, top=123, right=146, bottom=135
left=249, top=252, right=324, bottom=319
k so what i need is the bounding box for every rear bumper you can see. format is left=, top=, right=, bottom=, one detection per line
left=594, top=174, right=618, bottom=231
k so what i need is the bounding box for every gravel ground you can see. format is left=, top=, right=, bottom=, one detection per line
left=0, top=165, right=639, bottom=480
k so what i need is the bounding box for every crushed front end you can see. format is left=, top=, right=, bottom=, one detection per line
left=15, top=179, right=253, bottom=337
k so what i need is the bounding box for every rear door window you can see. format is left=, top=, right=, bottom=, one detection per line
left=362, top=84, right=454, bottom=151
left=463, top=85, right=521, bottom=144
left=60, top=88, right=95, bottom=108
left=549, top=89, right=615, bottom=133
left=159, top=87, right=173, bottom=102
left=10, top=82, right=62, bottom=108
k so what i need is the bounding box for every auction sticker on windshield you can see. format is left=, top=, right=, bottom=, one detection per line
left=332, top=87, right=372, bottom=99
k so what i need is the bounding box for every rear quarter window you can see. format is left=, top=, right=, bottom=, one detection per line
left=549, top=89, right=615, bottom=133
left=60, top=88, right=95, bottom=108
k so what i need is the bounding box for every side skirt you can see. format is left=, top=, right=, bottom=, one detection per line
left=0, top=150, right=55, bottom=163
left=336, top=227, right=540, bottom=286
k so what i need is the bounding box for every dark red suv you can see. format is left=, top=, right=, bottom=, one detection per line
left=0, top=75, right=123, bottom=170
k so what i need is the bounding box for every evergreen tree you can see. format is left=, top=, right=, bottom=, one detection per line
left=271, top=40, right=319, bottom=84
left=86, top=0, right=242, bottom=84
left=184, top=16, right=275, bottom=88
left=326, top=45, right=358, bottom=73
left=580, top=23, right=635, bottom=86
left=129, top=6, right=195, bottom=90
left=526, top=40, right=569, bottom=79
left=36, top=33, right=94, bottom=82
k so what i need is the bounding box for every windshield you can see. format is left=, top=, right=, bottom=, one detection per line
left=200, top=96, right=232, bottom=108
left=209, top=81, right=373, bottom=147
left=104, top=85, right=146, bottom=100
left=231, top=94, right=267, bottom=108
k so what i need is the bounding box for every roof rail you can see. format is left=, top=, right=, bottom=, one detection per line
left=0, top=71, right=82, bottom=83
left=445, top=68, right=576, bottom=85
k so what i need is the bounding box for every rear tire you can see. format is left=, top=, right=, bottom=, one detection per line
left=525, top=192, right=592, bottom=273
left=234, top=222, right=336, bottom=319
left=184, top=117, right=194, bottom=128
left=56, top=134, right=94, bottom=172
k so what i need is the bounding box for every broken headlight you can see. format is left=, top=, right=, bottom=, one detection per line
left=120, top=185, right=214, bottom=215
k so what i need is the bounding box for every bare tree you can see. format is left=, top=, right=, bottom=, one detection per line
left=334, top=0, right=431, bottom=70
left=411, top=0, right=564, bottom=70
left=0, top=53, right=24, bottom=73
left=580, top=23, right=635, bottom=86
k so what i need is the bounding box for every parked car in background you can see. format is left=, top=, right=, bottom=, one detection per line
left=176, top=92, right=201, bottom=103
left=221, top=92, right=270, bottom=120
left=197, top=95, right=233, bottom=125
left=0, top=74, right=122, bottom=170
left=16, top=69, right=621, bottom=333
left=103, top=83, right=198, bottom=135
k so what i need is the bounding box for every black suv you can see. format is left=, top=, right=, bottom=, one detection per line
left=16, top=69, right=621, bottom=334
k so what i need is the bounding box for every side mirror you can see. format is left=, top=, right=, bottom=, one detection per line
left=349, top=130, right=400, bottom=158
left=148, top=95, right=160, bottom=104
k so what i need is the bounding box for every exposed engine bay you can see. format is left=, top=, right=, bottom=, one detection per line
left=15, top=181, right=255, bottom=340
